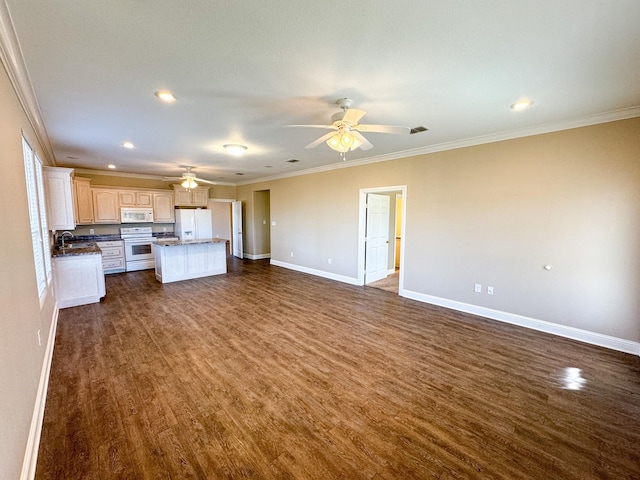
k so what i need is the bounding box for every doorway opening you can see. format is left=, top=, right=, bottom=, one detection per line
left=357, top=185, right=406, bottom=294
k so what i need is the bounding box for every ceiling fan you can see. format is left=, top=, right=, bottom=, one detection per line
left=163, top=166, right=217, bottom=189
left=287, top=98, right=411, bottom=156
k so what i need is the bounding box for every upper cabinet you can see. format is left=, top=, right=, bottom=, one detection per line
left=92, top=188, right=120, bottom=224
left=119, top=190, right=152, bottom=207
left=152, top=192, right=175, bottom=223
left=44, top=167, right=75, bottom=230
left=73, top=177, right=93, bottom=225
left=172, top=185, right=209, bottom=207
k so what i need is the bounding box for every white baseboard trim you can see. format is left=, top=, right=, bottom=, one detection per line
left=270, top=260, right=360, bottom=286
left=402, top=289, right=640, bottom=356
left=244, top=253, right=271, bottom=260
left=21, top=303, right=59, bottom=480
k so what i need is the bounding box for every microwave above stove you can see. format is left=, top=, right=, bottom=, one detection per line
left=120, top=207, right=154, bottom=223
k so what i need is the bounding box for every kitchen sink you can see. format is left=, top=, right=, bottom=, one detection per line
left=58, top=242, right=97, bottom=250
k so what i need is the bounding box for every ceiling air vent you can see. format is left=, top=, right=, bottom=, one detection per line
left=410, top=126, right=428, bottom=134
left=287, top=159, right=300, bottom=163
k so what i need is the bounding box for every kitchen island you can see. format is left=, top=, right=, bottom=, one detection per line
left=153, top=238, right=227, bottom=283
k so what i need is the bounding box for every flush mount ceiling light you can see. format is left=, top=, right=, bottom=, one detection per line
left=107, top=164, right=116, bottom=169
left=122, top=141, right=135, bottom=149
left=511, top=99, right=533, bottom=111
left=154, top=90, right=177, bottom=103
left=223, top=144, right=248, bottom=157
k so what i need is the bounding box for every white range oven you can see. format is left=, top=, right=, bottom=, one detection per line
left=120, top=227, right=157, bottom=271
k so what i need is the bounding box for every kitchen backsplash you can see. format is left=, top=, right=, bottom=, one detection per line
left=72, top=223, right=176, bottom=236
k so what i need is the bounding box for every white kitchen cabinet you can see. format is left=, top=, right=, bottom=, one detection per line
left=172, top=185, right=209, bottom=207
left=53, top=253, right=106, bottom=308
left=73, top=177, right=93, bottom=224
left=92, top=188, right=120, bottom=223
left=154, top=239, right=226, bottom=283
left=96, top=240, right=125, bottom=274
left=44, top=166, right=75, bottom=230
left=153, top=191, right=175, bottom=223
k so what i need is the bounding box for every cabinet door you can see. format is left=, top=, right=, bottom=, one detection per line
left=153, top=192, right=175, bottom=223
left=118, top=191, right=136, bottom=206
left=174, top=189, right=192, bottom=206
left=44, top=167, right=75, bottom=230
left=136, top=192, right=153, bottom=206
left=74, top=178, right=93, bottom=224
left=92, top=189, right=120, bottom=223
left=192, top=188, right=209, bottom=206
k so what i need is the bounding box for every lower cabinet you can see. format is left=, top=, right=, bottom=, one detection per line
left=97, top=240, right=125, bottom=274
left=53, top=253, right=106, bottom=308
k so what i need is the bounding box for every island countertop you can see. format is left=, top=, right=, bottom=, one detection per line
left=155, top=238, right=227, bottom=247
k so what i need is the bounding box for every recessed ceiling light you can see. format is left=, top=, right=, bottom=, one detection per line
left=511, top=99, right=533, bottom=111
left=107, top=164, right=116, bottom=169
left=122, top=141, right=135, bottom=149
left=154, top=90, right=177, bottom=103
left=224, top=144, right=248, bottom=157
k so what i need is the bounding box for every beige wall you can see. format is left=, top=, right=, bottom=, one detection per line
left=0, top=63, right=58, bottom=478
left=238, top=118, right=640, bottom=343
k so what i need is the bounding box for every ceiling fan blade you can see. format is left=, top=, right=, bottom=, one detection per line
left=194, top=177, right=218, bottom=185
left=305, top=131, right=339, bottom=149
left=351, top=131, right=373, bottom=151
left=342, top=109, right=366, bottom=125
left=286, top=124, right=337, bottom=130
left=354, top=124, right=411, bottom=135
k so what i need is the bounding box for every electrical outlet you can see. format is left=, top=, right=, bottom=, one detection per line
left=487, top=286, right=494, bottom=295
left=263, top=220, right=267, bottom=225
left=474, top=283, right=482, bottom=293
left=290, top=251, right=294, bottom=257
left=89, top=228, right=94, bottom=234
left=163, top=227, right=167, bottom=232
left=328, top=258, right=332, bottom=264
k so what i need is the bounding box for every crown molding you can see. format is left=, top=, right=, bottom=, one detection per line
left=73, top=168, right=236, bottom=186
left=237, top=106, right=640, bottom=186
left=0, top=1, right=56, bottom=165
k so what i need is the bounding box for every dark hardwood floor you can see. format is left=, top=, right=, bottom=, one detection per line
left=36, top=258, right=640, bottom=479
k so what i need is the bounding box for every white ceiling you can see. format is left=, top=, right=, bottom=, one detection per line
left=4, top=1, right=640, bottom=184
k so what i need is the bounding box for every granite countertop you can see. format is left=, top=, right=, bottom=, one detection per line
left=155, top=238, right=227, bottom=247
left=51, top=243, right=102, bottom=258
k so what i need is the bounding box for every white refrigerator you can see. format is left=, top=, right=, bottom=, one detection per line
left=174, top=209, right=213, bottom=241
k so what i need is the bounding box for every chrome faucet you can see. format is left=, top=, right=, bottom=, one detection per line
left=60, top=231, right=74, bottom=248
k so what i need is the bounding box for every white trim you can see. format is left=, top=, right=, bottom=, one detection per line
left=245, top=253, right=271, bottom=260
left=21, top=304, right=59, bottom=480
left=270, top=260, right=360, bottom=286
left=0, top=2, right=55, bottom=165
left=237, top=107, right=640, bottom=186
left=402, top=289, right=640, bottom=356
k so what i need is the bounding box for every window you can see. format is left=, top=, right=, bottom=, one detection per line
left=23, top=136, right=50, bottom=299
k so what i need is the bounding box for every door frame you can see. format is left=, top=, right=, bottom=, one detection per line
left=357, top=185, right=407, bottom=292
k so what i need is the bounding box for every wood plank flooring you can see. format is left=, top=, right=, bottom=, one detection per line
left=36, top=258, right=640, bottom=479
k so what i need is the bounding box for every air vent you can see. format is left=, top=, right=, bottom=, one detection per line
left=235, top=172, right=245, bottom=176
left=410, top=126, right=428, bottom=134
left=287, top=159, right=300, bottom=163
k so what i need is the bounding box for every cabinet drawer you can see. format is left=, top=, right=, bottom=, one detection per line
left=97, top=240, right=123, bottom=248
left=102, top=258, right=125, bottom=271
left=100, top=246, right=123, bottom=258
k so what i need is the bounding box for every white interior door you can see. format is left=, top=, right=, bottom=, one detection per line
left=365, top=193, right=390, bottom=284
left=231, top=201, right=243, bottom=259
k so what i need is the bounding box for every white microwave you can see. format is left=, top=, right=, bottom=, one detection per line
left=120, top=207, right=154, bottom=223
